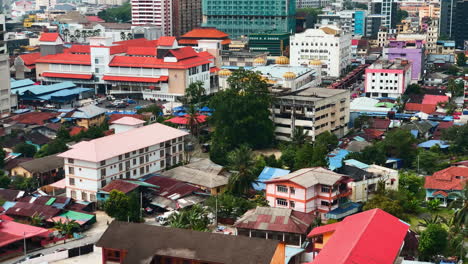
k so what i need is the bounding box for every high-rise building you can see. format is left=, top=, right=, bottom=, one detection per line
left=453, top=0, right=468, bottom=49
left=131, top=0, right=173, bottom=36
left=0, top=14, right=10, bottom=116
left=172, top=0, right=202, bottom=37
left=369, top=0, right=397, bottom=29
left=439, top=0, right=455, bottom=39
left=202, top=0, right=296, bottom=39
left=365, top=14, right=383, bottom=38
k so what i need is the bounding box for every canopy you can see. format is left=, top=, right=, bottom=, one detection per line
left=165, top=114, right=207, bottom=125
left=199, top=106, right=212, bottom=112
left=173, top=106, right=185, bottom=111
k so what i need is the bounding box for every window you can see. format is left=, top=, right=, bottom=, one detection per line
left=276, top=198, right=288, bottom=207
left=145, top=147, right=149, bottom=152
left=139, top=148, right=144, bottom=154
left=68, top=158, right=74, bottom=164
left=100, top=160, right=106, bottom=166
left=178, top=144, right=182, bottom=152
left=140, top=156, right=144, bottom=164
left=290, top=201, right=295, bottom=208
left=71, top=190, right=76, bottom=199
left=160, top=150, right=164, bottom=156
left=69, top=178, right=75, bottom=186
left=125, top=153, right=130, bottom=158
left=145, top=155, right=149, bottom=163
left=101, top=168, right=106, bottom=177
left=119, top=155, right=123, bottom=161
left=82, top=192, right=87, bottom=201
left=290, top=187, right=295, bottom=195
left=90, top=194, right=96, bottom=201
left=68, top=167, right=75, bottom=174
left=101, top=179, right=106, bottom=187
left=133, top=159, right=137, bottom=165
left=321, top=201, right=330, bottom=206
left=126, top=172, right=130, bottom=178
left=140, top=167, right=145, bottom=174
left=277, top=185, right=288, bottom=193
left=119, top=163, right=123, bottom=171
left=95, top=58, right=99, bottom=64
left=160, top=160, right=165, bottom=168
left=321, top=186, right=330, bottom=193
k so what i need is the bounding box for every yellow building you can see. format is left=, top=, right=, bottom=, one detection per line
left=69, top=105, right=107, bottom=128
left=10, top=155, right=64, bottom=186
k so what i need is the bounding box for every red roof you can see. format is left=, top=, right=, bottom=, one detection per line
left=179, top=39, right=231, bottom=45
left=210, top=67, right=220, bottom=73
left=10, top=112, right=59, bottom=125
left=165, top=114, right=207, bottom=125
left=424, top=166, right=468, bottom=191
left=109, top=54, right=210, bottom=69
left=351, top=39, right=359, bottom=45
left=102, top=75, right=168, bottom=83
left=36, top=54, right=91, bottom=65
left=306, top=222, right=340, bottom=236
left=101, top=180, right=140, bottom=194
left=5, top=202, right=61, bottom=219
left=126, top=46, right=157, bottom=56
left=169, top=46, right=198, bottom=60
left=19, top=52, right=41, bottom=66
left=86, top=16, right=104, bottom=22
left=113, top=38, right=158, bottom=47
left=158, top=36, right=176, bottom=46
left=144, top=176, right=200, bottom=198
left=198, top=51, right=215, bottom=59
left=307, top=209, right=409, bottom=264
left=234, top=207, right=316, bottom=234
left=0, top=219, right=50, bottom=247
left=369, top=118, right=390, bottom=130
left=68, top=45, right=127, bottom=55
left=108, top=113, right=145, bottom=123
left=405, top=103, right=436, bottom=114
left=422, top=95, right=449, bottom=105
left=69, top=126, right=87, bottom=136
left=433, top=190, right=448, bottom=197
left=0, top=214, right=14, bottom=221
left=42, top=72, right=93, bottom=79
left=363, top=128, right=384, bottom=140
left=181, top=27, right=229, bottom=39
left=433, top=121, right=454, bottom=139
left=39, top=32, right=60, bottom=42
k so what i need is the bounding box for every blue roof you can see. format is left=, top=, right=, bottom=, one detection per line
left=325, top=202, right=361, bottom=219
left=11, top=79, right=35, bottom=89
left=2, top=201, right=16, bottom=210
left=253, top=166, right=290, bottom=191
left=343, top=159, right=369, bottom=169
left=353, top=136, right=366, bottom=142
left=38, top=87, right=93, bottom=100
left=285, top=246, right=305, bottom=264
left=328, top=149, right=350, bottom=170
left=418, top=140, right=450, bottom=149
left=410, top=129, right=419, bottom=138
left=13, top=81, right=77, bottom=96
left=199, top=106, right=212, bottom=112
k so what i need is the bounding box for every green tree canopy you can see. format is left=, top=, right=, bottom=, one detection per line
left=345, top=142, right=387, bottom=166
left=396, top=9, right=409, bottom=23
left=363, top=194, right=405, bottom=220
left=209, top=69, right=274, bottom=164
left=205, top=193, right=254, bottom=219
left=382, top=129, right=417, bottom=167
left=456, top=52, right=466, bottom=67
left=14, top=143, right=37, bottom=158
left=97, top=2, right=131, bottom=22
left=442, top=124, right=468, bottom=154
left=35, top=139, right=68, bottom=158
left=104, top=190, right=130, bottom=221
left=418, top=224, right=448, bottom=260
left=296, top=8, right=322, bottom=28
left=226, top=145, right=258, bottom=196
left=167, top=205, right=210, bottom=231
left=184, top=81, right=206, bottom=106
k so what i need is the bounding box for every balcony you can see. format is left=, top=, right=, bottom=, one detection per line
left=338, top=188, right=352, bottom=198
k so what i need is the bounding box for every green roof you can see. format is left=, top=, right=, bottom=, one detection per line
left=45, top=197, right=56, bottom=205
left=124, top=180, right=159, bottom=188
left=59, top=210, right=95, bottom=221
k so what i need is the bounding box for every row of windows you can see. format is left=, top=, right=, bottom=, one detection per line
left=276, top=185, right=295, bottom=194
left=371, top=79, right=398, bottom=83
left=291, top=42, right=340, bottom=47
left=70, top=190, right=96, bottom=201
left=276, top=198, right=295, bottom=208
left=370, top=86, right=398, bottom=90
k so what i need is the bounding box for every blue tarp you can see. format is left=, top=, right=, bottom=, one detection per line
left=343, top=159, right=369, bottom=169
left=285, top=246, right=305, bottom=264
left=199, top=106, right=212, bottom=112
left=328, top=149, right=351, bottom=171
left=2, top=201, right=16, bottom=210
left=175, top=112, right=187, bottom=116
left=418, top=140, right=450, bottom=149
left=13, top=109, right=31, bottom=114
left=253, top=166, right=290, bottom=191
left=173, top=106, right=185, bottom=111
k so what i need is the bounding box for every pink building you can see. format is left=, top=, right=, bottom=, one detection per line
left=131, top=0, right=172, bottom=35
left=364, top=59, right=412, bottom=99
left=264, top=167, right=354, bottom=219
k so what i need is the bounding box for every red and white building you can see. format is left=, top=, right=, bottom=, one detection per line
left=364, top=59, right=412, bottom=98
left=131, top=0, right=172, bottom=36
left=264, top=167, right=353, bottom=218
left=33, top=35, right=217, bottom=101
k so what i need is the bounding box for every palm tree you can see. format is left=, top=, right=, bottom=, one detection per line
left=74, top=30, right=81, bottom=41
left=450, top=185, right=468, bottom=227
left=120, top=32, right=126, bottom=40
left=418, top=214, right=447, bottom=228
left=226, top=145, right=257, bottom=196
left=168, top=205, right=210, bottom=231
left=63, top=28, right=70, bottom=42
left=30, top=212, right=44, bottom=226
left=54, top=217, right=80, bottom=237
left=291, top=126, right=308, bottom=146
left=185, top=105, right=201, bottom=137
left=126, top=33, right=133, bottom=40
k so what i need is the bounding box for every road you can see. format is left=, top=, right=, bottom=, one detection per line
left=4, top=212, right=112, bottom=264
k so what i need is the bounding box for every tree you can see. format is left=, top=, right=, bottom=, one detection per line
left=291, top=126, right=309, bottom=146
left=405, top=83, right=423, bottom=95
left=74, top=30, right=81, bottom=41
left=226, top=145, right=257, bottom=196
left=104, top=190, right=130, bottom=221
left=120, top=32, right=126, bottom=40
left=399, top=171, right=424, bottom=197
left=353, top=115, right=372, bottom=130
left=30, top=212, right=44, bottom=227
left=427, top=199, right=442, bottom=212
left=13, top=143, right=37, bottom=158
left=0, top=173, right=10, bottom=188
left=450, top=184, right=467, bottom=227
left=0, top=148, right=5, bottom=168
left=315, top=131, right=338, bottom=151
left=345, top=142, right=387, bottom=166
left=296, top=8, right=323, bottom=28
left=382, top=129, right=417, bottom=167
left=447, top=79, right=464, bottom=97
left=98, top=2, right=131, bottom=22
left=167, top=205, right=210, bottom=231
left=446, top=65, right=459, bottom=75
left=413, top=149, right=446, bottom=174
left=185, top=81, right=206, bottom=106
left=205, top=193, right=254, bottom=219
left=294, top=143, right=314, bottom=169
left=11, top=176, right=38, bottom=191
left=53, top=218, right=80, bottom=237
left=35, top=139, right=68, bottom=158
left=209, top=69, right=274, bottom=164
left=456, top=52, right=466, bottom=66
left=126, top=33, right=133, bottom=40
left=363, top=195, right=405, bottom=220
left=418, top=215, right=447, bottom=228
left=396, top=9, right=409, bottom=23
left=418, top=224, right=448, bottom=260
left=56, top=126, right=71, bottom=141
left=280, top=145, right=296, bottom=169
left=185, top=104, right=202, bottom=137
left=127, top=191, right=142, bottom=223
left=442, top=124, right=468, bottom=154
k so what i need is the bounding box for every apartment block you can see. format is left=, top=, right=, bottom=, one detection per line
left=384, top=40, right=425, bottom=81
left=364, top=59, right=412, bottom=98
left=272, top=87, right=350, bottom=141
left=131, top=0, right=172, bottom=36
left=58, top=123, right=188, bottom=201
left=172, top=0, right=202, bottom=37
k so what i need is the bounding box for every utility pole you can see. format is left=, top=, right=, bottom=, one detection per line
left=215, top=194, right=218, bottom=227
left=140, top=191, right=143, bottom=220
left=23, top=232, right=27, bottom=256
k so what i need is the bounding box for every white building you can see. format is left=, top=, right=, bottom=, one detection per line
left=131, top=0, right=172, bottom=36
left=58, top=123, right=188, bottom=201
left=364, top=59, right=412, bottom=98
left=290, top=26, right=351, bottom=78
left=0, top=15, right=10, bottom=116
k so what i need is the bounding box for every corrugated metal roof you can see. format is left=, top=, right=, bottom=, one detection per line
left=266, top=167, right=346, bottom=187
left=11, top=79, right=35, bottom=89
left=13, top=81, right=77, bottom=96
left=38, top=87, right=93, bottom=100
left=343, top=159, right=369, bottom=169
left=72, top=105, right=107, bottom=119
left=253, top=166, right=290, bottom=191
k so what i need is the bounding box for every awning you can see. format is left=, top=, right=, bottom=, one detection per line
left=102, top=75, right=169, bottom=83
left=210, top=67, right=220, bottom=73
left=42, top=72, right=93, bottom=79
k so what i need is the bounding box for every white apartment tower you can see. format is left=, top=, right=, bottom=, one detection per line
left=58, top=123, right=188, bottom=201
left=0, top=15, right=10, bottom=116
left=290, top=26, right=351, bottom=78
left=131, top=0, right=172, bottom=35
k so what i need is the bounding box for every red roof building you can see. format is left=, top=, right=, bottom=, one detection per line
left=234, top=207, right=315, bottom=246
left=100, top=180, right=141, bottom=194
left=179, top=28, right=231, bottom=47
left=86, top=16, right=105, bottom=22
left=307, top=209, right=410, bottom=264
left=69, top=126, right=87, bottom=136
left=157, top=36, right=176, bottom=47
left=39, top=32, right=61, bottom=42
left=108, top=114, right=145, bottom=123
left=18, top=52, right=41, bottom=69
left=368, top=118, right=391, bottom=131
left=422, top=95, right=449, bottom=105
left=0, top=219, right=50, bottom=248
left=405, top=103, right=437, bottom=114
left=8, top=112, right=59, bottom=126
left=363, top=128, right=385, bottom=140
left=424, top=167, right=467, bottom=205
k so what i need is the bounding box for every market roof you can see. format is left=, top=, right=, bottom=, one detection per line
left=48, top=210, right=95, bottom=225
left=157, top=36, right=176, bottom=46
left=11, top=78, right=35, bottom=89
left=0, top=219, right=50, bottom=247
left=16, top=155, right=64, bottom=174
left=72, top=105, right=107, bottom=119
left=422, top=95, right=449, bottom=105
left=58, top=123, right=188, bottom=162
left=424, top=166, right=468, bottom=191
left=41, top=72, right=93, bottom=80
left=12, top=81, right=77, bottom=96
left=307, top=209, right=410, bottom=264
left=96, top=221, right=280, bottom=264
left=253, top=167, right=290, bottom=191
left=102, top=75, right=168, bottom=83
left=0, top=189, right=25, bottom=201
left=8, top=112, right=59, bottom=125
left=6, top=201, right=61, bottom=219
left=18, top=52, right=41, bottom=66
left=144, top=175, right=200, bottom=199
left=36, top=54, right=91, bottom=65
left=265, top=167, right=347, bottom=188
left=180, top=27, right=229, bottom=39
left=161, top=158, right=229, bottom=188
left=38, top=87, right=93, bottom=101
left=165, top=114, right=207, bottom=125
left=235, top=207, right=315, bottom=234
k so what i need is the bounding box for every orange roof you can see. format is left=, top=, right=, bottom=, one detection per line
left=169, top=46, right=198, bottom=60
left=102, top=75, right=168, bottom=83
left=112, top=38, right=158, bottom=47
left=68, top=45, right=127, bottom=55
left=405, top=103, right=436, bottom=114
left=178, top=38, right=231, bottom=45
left=19, top=52, right=41, bottom=66
left=39, top=32, right=60, bottom=42
left=86, top=16, right=104, bottom=22
left=42, top=72, right=93, bottom=79
left=198, top=51, right=215, bottom=59
left=10, top=112, right=58, bottom=125
left=69, top=126, right=87, bottom=136
left=126, top=46, right=157, bottom=56
left=36, top=54, right=91, bottom=65
left=424, top=166, right=468, bottom=191
left=158, top=36, right=176, bottom=46
left=181, top=27, right=229, bottom=39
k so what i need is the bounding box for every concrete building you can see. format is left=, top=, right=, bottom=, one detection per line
left=272, top=87, right=350, bottom=141
left=172, top=0, right=202, bottom=37
left=58, top=123, right=188, bottom=201
left=290, top=26, right=351, bottom=78
left=439, top=0, right=455, bottom=40
left=364, top=59, right=412, bottom=98
left=369, top=0, right=397, bottom=29
left=220, top=51, right=268, bottom=68
left=426, top=18, right=439, bottom=54
left=0, top=15, right=10, bottom=116
left=296, top=0, right=330, bottom=8
left=201, top=0, right=296, bottom=39
left=131, top=0, right=172, bottom=36
left=317, top=10, right=367, bottom=35
left=248, top=33, right=290, bottom=57
left=365, top=14, right=384, bottom=38
left=453, top=0, right=468, bottom=49
left=383, top=40, right=425, bottom=81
